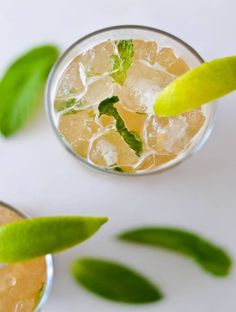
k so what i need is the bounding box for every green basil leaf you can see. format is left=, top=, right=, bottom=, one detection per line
left=71, top=258, right=163, bottom=304
left=110, top=40, right=134, bottom=85
left=0, top=45, right=60, bottom=136
left=98, top=96, right=143, bottom=156
left=119, top=227, right=232, bottom=276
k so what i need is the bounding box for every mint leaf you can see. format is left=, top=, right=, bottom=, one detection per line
left=64, top=108, right=82, bottom=115
left=110, top=40, right=134, bottom=85
left=113, top=166, right=124, bottom=173
left=119, top=227, right=232, bottom=277
left=0, top=45, right=60, bottom=136
left=71, top=258, right=163, bottom=304
left=55, top=98, right=77, bottom=112
left=98, top=96, right=142, bottom=156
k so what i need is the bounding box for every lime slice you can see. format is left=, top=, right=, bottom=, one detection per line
left=154, top=56, right=236, bottom=116
left=0, top=216, right=108, bottom=263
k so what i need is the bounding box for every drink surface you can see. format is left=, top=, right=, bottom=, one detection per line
left=0, top=204, right=47, bottom=312
left=54, top=39, right=206, bottom=173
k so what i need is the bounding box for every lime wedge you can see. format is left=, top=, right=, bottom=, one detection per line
left=154, top=56, right=236, bottom=116
left=0, top=216, right=108, bottom=263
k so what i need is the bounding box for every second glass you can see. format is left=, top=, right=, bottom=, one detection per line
left=0, top=201, right=53, bottom=312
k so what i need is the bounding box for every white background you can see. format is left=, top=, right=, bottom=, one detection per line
left=0, top=0, right=236, bottom=311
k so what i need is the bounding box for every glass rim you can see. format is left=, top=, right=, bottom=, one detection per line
left=45, top=25, right=217, bottom=177
left=0, top=201, right=53, bottom=312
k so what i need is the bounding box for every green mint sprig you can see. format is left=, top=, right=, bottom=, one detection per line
left=98, top=96, right=143, bottom=156
left=110, top=40, right=134, bottom=85
left=55, top=98, right=77, bottom=112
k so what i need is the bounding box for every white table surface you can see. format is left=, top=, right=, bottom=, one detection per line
left=0, top=0, right=236, bottom=311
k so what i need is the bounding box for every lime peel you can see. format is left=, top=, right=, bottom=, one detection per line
left=154, top=56, right=236, bottom=116
left=0, top=216, right=108, bottom=263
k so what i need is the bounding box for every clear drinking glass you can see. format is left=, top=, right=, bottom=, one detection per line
left=0, top=201, right=53, bottom=312
left=46, top=25, right=216, bottom=176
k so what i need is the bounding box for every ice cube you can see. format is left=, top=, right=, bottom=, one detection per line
left=167, top=58, right=189, bottom=75
left=128, top=60, right=174, bottom=88
left=145, top=115, right=189, bottom=155
left=115, top=83, right=158, bottom=114
left=135, top=153, right=156, bottom=171
left=116, top=103, right=147, bottom=137
left=81, top=41, right=115, bottom=76
left=99, top=115, right=115, bottom=128
left=154, top=154, right=176, bottom=166
left=15, top=299, right=35, bottom=312
left=82, top=76, right=114, bottom=107
left=56, top=57, right=86, bottom=99
left=133, top=40, right=158, bottom=64
left=184, top=109, right=205, bottom=137
left=115, top=61, right=174, bottom=113
left=157, top=47, right=178, bottom=68
left=94, top=139, right=118, bottom=166
left=15, top=301, right=24, bottom=312
left=157, top=47, right=189, bottom=75
left=88, top=131, right=139, bottom=168
left=0, top=273, right=16, bottom=292
left=59, top=110, right=100, bottom=158
left=135, top=153, right=176, bottom=171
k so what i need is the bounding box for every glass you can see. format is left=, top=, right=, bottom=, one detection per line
left=0, top=201, right=53, bottom=312
left=46, top=25, right=216, bottom=176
